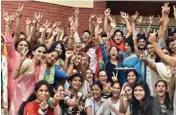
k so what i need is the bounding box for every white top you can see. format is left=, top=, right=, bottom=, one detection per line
left=146, top=57, right=159, bottom=96
left=106, top=98, right=120, bottom=115
left=85, top=97, right=110, bottom=115
left=86, top=47, right=97, bottom=73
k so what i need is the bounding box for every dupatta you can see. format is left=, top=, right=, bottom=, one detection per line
left=122, top=54, right=145, bottom=80
left=9, top=61, right=46, bottom=115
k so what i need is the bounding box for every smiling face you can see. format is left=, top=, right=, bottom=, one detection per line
left=147, top=44, right=155, bottom=56
left=86, top=69, right=93, bottom=83
left=17, top=40, right=29, bottom=54
left=55, top=44, right=62, bottom=56
left=124, top=85, right=132, bottom=96
left=111, top=83, right=121, bottom=97
left=70, top=77, right=82, bottom=90
left=74, top=41, right=82, bottom=51
left=92, top=84, right=102, bottom=100
left=124, top=42, right=132, bottom=53
left=56, top=85, right=65, bottom=100
left=81, top=56, right=88, bottom=65
left=109, top=47, right=118, bottom=60
left=138, top=39, right=146, bottom=49
left=35, top=84, right=50, bottom=102
left=113, top=32, right=123, bottom=44
left=82, top=32, right=90, bottom=43
left=134, top=86, right=145, bottom=103
left=155, top=81, right=167, bottom=97
left=74, top=54, right=82, bottom=66
left=33, top=47, right=46, bottom=61
left=46, top=51, right=59, bottom=65
left=98, top=71, right=107, bottom=85
left=127, top=71, right=137, bottom=85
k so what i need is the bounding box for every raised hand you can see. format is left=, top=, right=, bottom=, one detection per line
left=120, top=11, right=129, bottom=22
left=89, top=14, right=96, bottom=22
left=148, top=15, right=154, bottom=24
left=53, top=89, right=64, bottom=102
left=42, top=20, right=51, bottom=31
left=40, top=95, right=49, bottom=111
left=103, top=82, right=111, bottom=94
left=70, top=54, right=77, bottom=64
left=137, top=16, right=143, bottom=25
left=3, top=10, right=16, bottom=26
left=74, top=7, right=79, bottom=16
left=104, top=8, right=111, bottom=17
left=68, top=16, right=75, bottom=27
left=52, top=22, right=58, bottom=29
left=157, top=15, right=164, bottom=25
left=112, top=72, right=118, bottom=82
left=34, top=12, right=43, bottom=23
left=96, top=14, right=103, bottom=24
left=161, top=2, right=170, bottom=14
left=132, top=11, right=139, bottom=22
left=119, top=17, right=126, bottom=24
left=110, top=17, right=116, bottom=28
left=57, top=27, right=64, bottom=36
left=19, top=47, right=29, bottom=62
left=52, top=27, right=59, bottom=37
left=138, top=50, right=146, bottom=61
left=16, top=3, right=24, bottom=17
left=26, top=18, right=31, bottom=25
left=149, top=29, right=159, bottom=43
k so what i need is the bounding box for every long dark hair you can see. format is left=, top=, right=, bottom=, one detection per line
left=18, top=80, right=50, bottom=115
left=155, top=80, right=173, bottom=111
left=46, top=48, right=60, bottom=60
left=50, top=41, right=66, bottom=60
left=131, top=80, right=151, bottom=115
left=15, top=39, right=32, bottom=56
left=33, top=44, right=47, bottom=51
left=124, top=35, right=134, bottom=53
left=126, top=69, right=139, bottom=82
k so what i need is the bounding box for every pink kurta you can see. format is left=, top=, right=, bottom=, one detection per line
left=4, top=32, right=20, bottom=108
left=4, top=32, right=46, bottom=115
left=9, top=61, right=46, bottom=115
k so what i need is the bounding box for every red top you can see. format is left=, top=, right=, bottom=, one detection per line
left=24, top=101, right=54, bottom=115
left=110, top=39, right=125, bottom=52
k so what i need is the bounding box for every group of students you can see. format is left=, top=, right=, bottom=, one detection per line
left=1, top=2, right=176, bottom=115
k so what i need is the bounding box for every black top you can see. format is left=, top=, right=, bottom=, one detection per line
left=131, top=97, right=161, bottom=115
left=105, top=61, right=117, bottom=83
